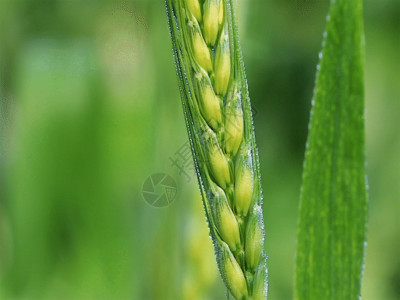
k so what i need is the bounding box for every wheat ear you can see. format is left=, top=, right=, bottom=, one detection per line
left=165, top=0, right=267, bottom=298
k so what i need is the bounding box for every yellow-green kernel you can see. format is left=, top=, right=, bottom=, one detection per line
left=203, top=0, right=221, bottom=46
left=213, top=186, right=241, bottom=251
left=252, top=263, right=267, bottom=300
left=245, top=213, right=263, bottom=270
left=209, top=142, right=230, bottom=189
left=234, top=148, right=254, bottom=216
left=188, top=18, right=212, bottom=72
left=222, top=243, right=248, bottom=299
left=225, top=94, right=243, bottom=155
left=214, top=27, right=231, bottom=95
left=185, top=0, right=202, bottom=22
left=196, top=71, right=222, bottom=130
left=218, top=0, right=224, bottom=26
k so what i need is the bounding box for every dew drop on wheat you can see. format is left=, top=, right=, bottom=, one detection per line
left=255, top=205, right=264, bottom=222
left=263, top=269, right=269, bottom=297
left=214, top=245, right=222, bottom=265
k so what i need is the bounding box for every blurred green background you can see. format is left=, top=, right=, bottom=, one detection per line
left=0, top=0, right=399, bottom=299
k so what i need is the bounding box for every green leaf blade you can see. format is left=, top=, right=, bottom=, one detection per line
left=295, top=0, right=368, bottom=299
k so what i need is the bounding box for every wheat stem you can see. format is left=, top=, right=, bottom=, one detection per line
left=165, top=0, right=267, bottom=298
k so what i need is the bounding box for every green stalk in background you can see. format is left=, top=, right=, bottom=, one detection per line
left=182, top=192, right=219, bottom=299
left=295, top=0, right=368, bottom=299
left=165, top=0, right=267, bottom=298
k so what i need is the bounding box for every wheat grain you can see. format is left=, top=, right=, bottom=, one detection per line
left=165, top=0, right=267, bottom=298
